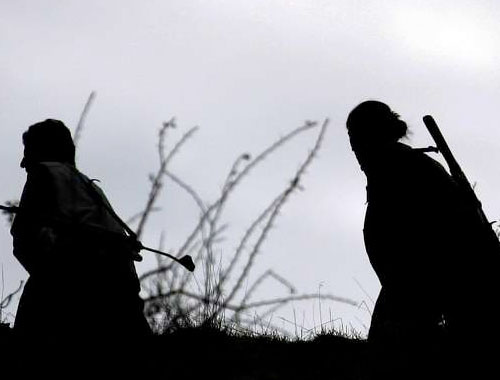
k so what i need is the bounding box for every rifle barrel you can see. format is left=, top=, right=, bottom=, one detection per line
left=423, top=115, right=465, bottom=181
left=423, top=115, right=492, bottom=227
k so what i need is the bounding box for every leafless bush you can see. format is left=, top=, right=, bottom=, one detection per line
left=132, top=117, right=358, bottom=334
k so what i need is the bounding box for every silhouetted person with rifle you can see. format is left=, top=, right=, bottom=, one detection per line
left=347, top=101, right=500, bottom=379
left=11, top=119, right=151, bottom=373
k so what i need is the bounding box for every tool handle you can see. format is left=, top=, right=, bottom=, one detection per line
left=141, top=245, right=195, bottom=272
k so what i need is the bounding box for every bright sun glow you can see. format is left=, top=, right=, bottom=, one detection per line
left=391, top=7, right=497, bottom=68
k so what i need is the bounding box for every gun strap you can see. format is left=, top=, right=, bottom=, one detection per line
left=73, top=168, right=138, bottom=239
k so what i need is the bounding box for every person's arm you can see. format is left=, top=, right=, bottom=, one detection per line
left=11, top=164, right=57, bottom=274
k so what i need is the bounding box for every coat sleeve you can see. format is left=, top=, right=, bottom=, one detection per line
left=11, top=164, right=57, bottom=274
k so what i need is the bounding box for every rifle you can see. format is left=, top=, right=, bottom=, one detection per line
left=0, top=204, right=195, bottom=272
left=422, top=115, right=500, bottom=254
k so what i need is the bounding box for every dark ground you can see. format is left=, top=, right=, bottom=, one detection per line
left=0, top=323, right=464, bottom=379
left=151, top=327, right=368, bottom=380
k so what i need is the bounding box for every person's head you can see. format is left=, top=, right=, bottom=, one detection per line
left=21, top=119, right=75, bottom=170
left=346, top=101, right=408, bottom=170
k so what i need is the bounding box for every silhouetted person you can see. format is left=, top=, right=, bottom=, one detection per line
left=11, top=119, right=151, bottom=372
left=347, top=101, right=500, bottom=379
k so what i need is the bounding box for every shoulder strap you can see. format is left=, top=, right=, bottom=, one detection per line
left=72, top=168, right=137, bottom=239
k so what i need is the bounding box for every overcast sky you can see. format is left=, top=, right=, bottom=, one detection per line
left=1, top=0, right=500, bottom=335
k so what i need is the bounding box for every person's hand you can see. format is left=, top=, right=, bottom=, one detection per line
left=125, top=235, right=143, bottom=262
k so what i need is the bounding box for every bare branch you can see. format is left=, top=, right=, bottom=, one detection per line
left=238, top=293, right=357, bottom=310
left=164, top=170, right=207, bottom=215
left=225, top=119, right=329, bottom=306
left=217, top=193, right=282, bottom=292
left=242, top=269, right=296, bottom=306
left=135, top=124, right=199, bottom=239
left=0, top=280, right=24, bottom=309
left=74, top=91, right=96, bottom=147
left=125, top=207, right=161, bottom=225
left=175, top=121, right=318, bottom=260
left=144, top=290, right=357, bottom=312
